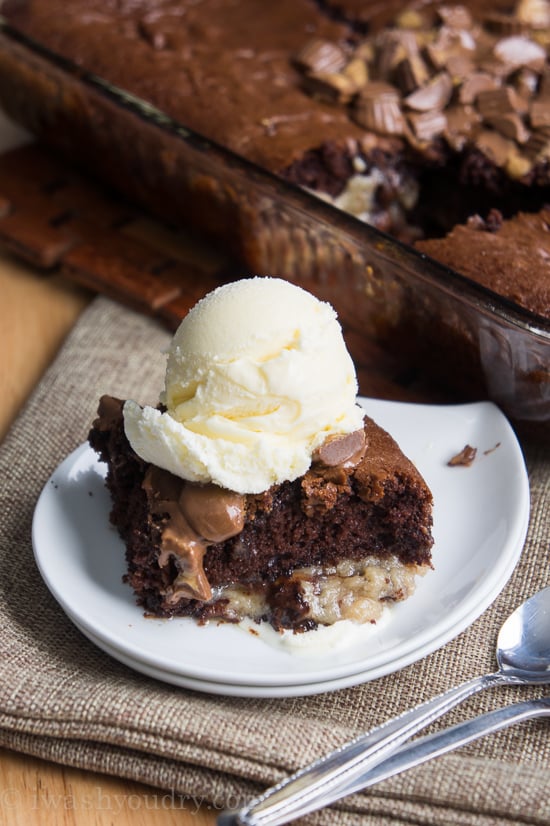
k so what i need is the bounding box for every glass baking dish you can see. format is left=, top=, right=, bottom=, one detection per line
left=0, top=18, right=548, bottom=435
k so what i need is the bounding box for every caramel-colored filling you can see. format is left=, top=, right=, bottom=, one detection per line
left=220, top=556, right=430, bottom=626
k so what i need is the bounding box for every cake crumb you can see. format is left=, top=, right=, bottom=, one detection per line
left=448, top=445, right=477, bottom=466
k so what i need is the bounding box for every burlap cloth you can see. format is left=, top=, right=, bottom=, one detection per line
left=1, top=295, right=549, bottom=825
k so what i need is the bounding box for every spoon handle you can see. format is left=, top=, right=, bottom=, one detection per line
left=315, top=695, right=550, bottom=802
left=218, top=671, right=503, bottom=826
left=219, top=695, right=550, bottom=826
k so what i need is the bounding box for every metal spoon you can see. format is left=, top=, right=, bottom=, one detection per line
left=218, top=586, right=550, bottom=826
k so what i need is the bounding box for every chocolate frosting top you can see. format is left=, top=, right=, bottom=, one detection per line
left=4, top=0, right=368, bottom=172
left=7, top=0, right=550, bottom=184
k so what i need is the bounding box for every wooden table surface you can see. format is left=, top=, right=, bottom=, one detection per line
left=0, top=250, right=217, bottom=825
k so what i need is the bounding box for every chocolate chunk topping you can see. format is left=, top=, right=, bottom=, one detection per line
left=459, top=73, right=499, bottom=105
left=295, top=39, right=349, bottom=74
left=303, top=71, right=358, bottom=105
left=409, top=109, right=447, bottom=141
left=142, top=468, right=245, bottom=604
left=530, top=100, right=550, bottom=128
left=179, top=483, right=245, bottom=543
left=294, top=0, right=550, bottom=176
left=314, top=428, right=367, bottom=468
left=94, top=395, right=124, bottom=432
left=353, top=83, right=405, bottom=135
left=404, top=72, right=453, bottom=112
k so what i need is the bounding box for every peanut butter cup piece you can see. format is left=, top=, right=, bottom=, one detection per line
left=530, top=100, right=550, bottom=129
left=459, top=73, right=499, bottom=105
left=436, top=6, right=474, bottom=29
left=444, top=104, right=481, bottom=150
left=404, top=72, right=453, bottom=112
left=516, top=0, right=550, bottom=29
left=295, top=39, right=348, bottom=74
left=494, top=35, right=546, bottom=73
left=486, top=112, right=530, bottom=143
left=483, top=12, right=525, bottom=35
left=353, top=82, right=406, bottom=135
left=343, top=57, right=369, bottom=90
left=409, top=109, right=447, bottom=141
left=475, top=129, right=516, bottom=167
left=377, top=30, right=420, bottom=78
left=303, top=71, right=357, bottom=105
left=446, top=54, right=476, bottom=83
left=396, top=54, right=431, bottom=94
left=476, top=86, right=529, bottom=118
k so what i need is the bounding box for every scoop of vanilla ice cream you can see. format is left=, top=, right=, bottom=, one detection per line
left=123, top=277, right=364, bottom=494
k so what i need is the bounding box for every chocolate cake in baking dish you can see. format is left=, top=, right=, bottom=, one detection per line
left=4, top=0, right=550, bottom=296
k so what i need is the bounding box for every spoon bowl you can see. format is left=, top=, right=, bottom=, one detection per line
left=497, top=586, right=550, bottom=680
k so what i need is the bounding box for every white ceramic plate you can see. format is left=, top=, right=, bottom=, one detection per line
left=32, top=398, right=529, bottom=696
left=66, top=618, right=445, bottom=698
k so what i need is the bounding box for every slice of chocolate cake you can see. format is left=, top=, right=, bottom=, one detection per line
left=87, top=278, right=433, bottom=633
left=89, top=396, right=433, bottom=632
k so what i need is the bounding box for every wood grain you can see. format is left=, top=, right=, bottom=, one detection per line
left=0, top=258, right=217, bottom=825
left=0, top=748, right=217, bottom=826
left=0, top=251, right=90, bottom=442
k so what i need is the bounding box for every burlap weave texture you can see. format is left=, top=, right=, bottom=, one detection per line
left=1, top=296, right=549, bottom=825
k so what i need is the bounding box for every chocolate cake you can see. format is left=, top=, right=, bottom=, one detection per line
left=89, top=396, right=434, bottom=632
left=416, top=208, right=550, bottom=318
left=4, top=0, right=550, bottom=260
